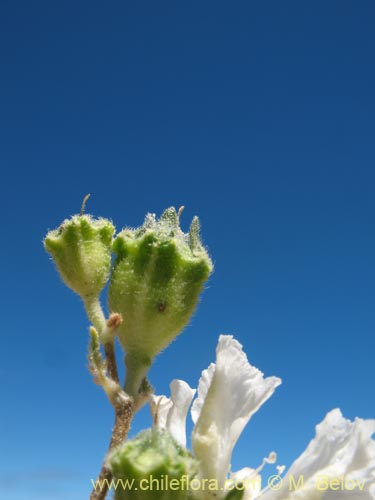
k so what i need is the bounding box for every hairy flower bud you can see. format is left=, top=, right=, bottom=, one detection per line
left=108, top=429, right=198, bottom=500
left=44, top=214, right=115, bottom=299
left=108, top=207, right=213, bottom=396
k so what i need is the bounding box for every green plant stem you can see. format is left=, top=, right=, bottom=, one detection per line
left=123, top=352, right=152, bottom=399
left=84, top=295, right=106, bottom=334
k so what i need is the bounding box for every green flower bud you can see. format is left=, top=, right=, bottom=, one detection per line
left=44, top=214, right=115, bottom=299
left=108, top=207, right=213, bottom=396
left=108, top=429, right=199, bottom=500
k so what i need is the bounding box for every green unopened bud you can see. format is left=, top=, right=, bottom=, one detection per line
left=108, top=207, right=213, bottom=396
left=107, top=429, right=198, bottom=500
left=44, top=214, right=115, bottom=299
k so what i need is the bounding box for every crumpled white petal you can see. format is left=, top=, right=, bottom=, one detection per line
left=192, top=335, right=282, bottom=495
left=166, top=379, right=196, bottom=447
left=191, top=363, right=215, bottom=424
left=261, top=409, right=375, bottom=500
left=149, top=379, right=195, bottom=447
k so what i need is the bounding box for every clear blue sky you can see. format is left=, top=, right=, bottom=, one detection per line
left=1, top=1, right=374, bottom=499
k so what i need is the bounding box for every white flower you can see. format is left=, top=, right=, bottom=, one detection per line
left=261, top=409, right=375, bottom=500
left=191, top=335, right=281, bottom=496
left=151, top=335, right=281, bottom=498
left=150, top=335, right=375, bottom=500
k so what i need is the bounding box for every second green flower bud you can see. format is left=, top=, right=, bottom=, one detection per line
left=108, top=207, right=213, bottom=396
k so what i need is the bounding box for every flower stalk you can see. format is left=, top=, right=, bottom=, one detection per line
left=90, top=397, right=135, bottom=500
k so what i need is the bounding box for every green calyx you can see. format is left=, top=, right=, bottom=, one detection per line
left=108, top=429, right=199, bottom=500
left=108, top=207, right=213, bottom=395
left=44, top=214, right=115, bottom=299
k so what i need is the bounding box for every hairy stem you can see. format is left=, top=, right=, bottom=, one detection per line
left=124, top=352, right=152, bottom=399
left=104, top=341, right=119, bottom=383
left=90, top=398, right=134, bottom=500
left=86, top=301, right=132, bottom=499
left=84, top=295, right=106, bottom=334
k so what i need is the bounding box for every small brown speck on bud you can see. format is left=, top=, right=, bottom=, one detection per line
left=107, top=313, right=123, bottom=329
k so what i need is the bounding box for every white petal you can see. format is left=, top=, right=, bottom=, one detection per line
left=261, top=409, right=375, bottom=500
left=149, top=394, right=172, bottom=429
left=192, top=335, right=281, bottom=495
left=166, top=379, right=196, bottom=447
left=191, top=363, right=215, bottom=424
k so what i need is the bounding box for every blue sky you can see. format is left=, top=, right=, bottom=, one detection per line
left=1, top=1, right=374, bottom=498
